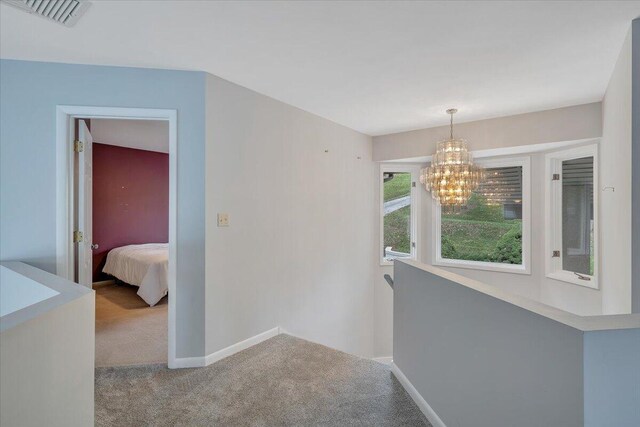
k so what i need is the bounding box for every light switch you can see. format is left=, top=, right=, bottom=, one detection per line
left=217, top=213, right=230, bottom=227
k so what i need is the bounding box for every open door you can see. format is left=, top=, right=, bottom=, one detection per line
left=76, top=120, right=93, bottom=287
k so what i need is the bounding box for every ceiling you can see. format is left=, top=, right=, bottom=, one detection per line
left=91, top=119, right=169, bottom=153
left=1, top=1, right=639, bottom=136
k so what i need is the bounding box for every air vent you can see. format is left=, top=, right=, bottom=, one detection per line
left=2, top=0, right=90, bottom=27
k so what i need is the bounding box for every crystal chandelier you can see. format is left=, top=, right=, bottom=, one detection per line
left=420, top=109, right=484, bottom=206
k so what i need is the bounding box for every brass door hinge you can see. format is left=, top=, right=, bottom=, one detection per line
left=74, top=140, right=84, bottom=153
left=73, top=231, right=84, bottom=243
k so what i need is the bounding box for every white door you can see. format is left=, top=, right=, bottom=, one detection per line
left=77, top=120, right=93, bottom=287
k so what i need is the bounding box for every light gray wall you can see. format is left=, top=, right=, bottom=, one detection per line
left=373, top=102, right=602, bottom=161
left=204, top=74, right=376, bottom=357
left=1, top=293, right=94, bottom=427
left=0, top=59, right=207, bottom=358
left=393, top=261, right=584, bottom=427
left=584, top=328, right=640, bottom=427
left=601, top=28, right=633, bottom=314
left=632, top=19, right=640, bottom=313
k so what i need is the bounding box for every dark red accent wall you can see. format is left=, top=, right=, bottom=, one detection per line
left=92, top=144, right=168, bottom=281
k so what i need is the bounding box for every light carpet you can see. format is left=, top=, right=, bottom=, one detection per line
left=95, top=283, right=167, bottom=367
left=95, top=334, right=430, bottom=426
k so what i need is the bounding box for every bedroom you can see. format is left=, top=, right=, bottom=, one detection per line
left=82, top=118, right=170, bottom=367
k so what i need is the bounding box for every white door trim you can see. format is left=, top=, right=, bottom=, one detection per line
left=55, top=105, right=178, bottom=368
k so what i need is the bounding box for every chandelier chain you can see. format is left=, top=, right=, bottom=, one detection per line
left=450, top=111, right=453, bottom=140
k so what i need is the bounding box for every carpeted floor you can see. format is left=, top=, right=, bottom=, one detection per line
left=95, top=283, right=167, bottom=367
left=95, top=334, right=430, bottom=426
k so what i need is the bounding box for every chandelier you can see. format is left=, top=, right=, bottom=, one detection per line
left=420, top=109, right=484, bottom=206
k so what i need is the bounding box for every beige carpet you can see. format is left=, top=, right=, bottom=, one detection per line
left=95, top=283, right=167, bottom=367
left=96, top=334, right=430, bottom=426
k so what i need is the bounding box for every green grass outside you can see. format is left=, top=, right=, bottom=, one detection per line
left=442, top=218, right=521, bottom=261
left=383, top=173, right=411, bottom=202
left=382, top=187, right=524, bottom=263
left=384, top=205, right=411, bottom=254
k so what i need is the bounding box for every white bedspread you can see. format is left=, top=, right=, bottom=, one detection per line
left=102, top=243, right=168, bottom=306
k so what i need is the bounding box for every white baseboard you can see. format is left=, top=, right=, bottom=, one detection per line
left=372, top=356, right=393, bottom=365
left=172, top=327, right=281, bottom=369
left=170, top=355, right=207, bottom=369
left=390, top=362, right=446, bottom=427
left=204, top=327, right=280, bottom=365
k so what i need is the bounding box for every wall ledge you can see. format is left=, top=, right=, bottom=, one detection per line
left=397, top=259, right=640, bottom=332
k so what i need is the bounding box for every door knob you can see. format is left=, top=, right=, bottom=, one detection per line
left=91, top=244, right=99, bottom=250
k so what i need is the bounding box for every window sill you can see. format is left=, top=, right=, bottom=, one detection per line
left=546, top=271, right=599, bottom=290
left=434, top=258, right=530, bottom=275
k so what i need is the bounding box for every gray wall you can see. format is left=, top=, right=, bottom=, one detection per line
left=584, top=328, right=640, bottom=427
left=0, top=60, right=207, bottom=358
left=632, top=19, right=640, bottom=313
left=393, top=261, right=584, bottom=427
left=204, top=74, right=376, bottom=357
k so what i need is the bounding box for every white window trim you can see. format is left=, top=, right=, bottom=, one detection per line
left=432, top=156, right=531, bottom=274
left=545, top=144, right=599, bottom=289
left=380, top=164, right=421, bottom=266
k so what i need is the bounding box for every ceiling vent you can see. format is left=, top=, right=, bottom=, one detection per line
left=1, top=0, right=90, bottom=27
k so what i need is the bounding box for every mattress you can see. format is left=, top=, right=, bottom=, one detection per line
left=102, top=243, right=168, bottom=306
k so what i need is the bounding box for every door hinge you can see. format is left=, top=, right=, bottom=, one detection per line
left=552, top=250, right=560, bottom=258
left=74, top=140, right=84, bottom=153
left=552, top=173, right=560, bottom=181
left=411, top=241, right=416, bottom=248
left=412, top=181, right=416, bottom=188
left=73, top=231, right=84, bottom=243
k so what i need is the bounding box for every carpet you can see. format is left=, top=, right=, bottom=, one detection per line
left=95, top=334, right=430, bottom=426
left=95, top=283, right=167, bottom=367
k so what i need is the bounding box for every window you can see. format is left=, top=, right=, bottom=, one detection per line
left=380, top=165, right=419, bottom=265
left=433, top=157, right=531, bottom=274
left=545, top=145, right=598, bottom=288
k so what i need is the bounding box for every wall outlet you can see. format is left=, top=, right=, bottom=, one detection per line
left=217, top=213, right=230, bottom=227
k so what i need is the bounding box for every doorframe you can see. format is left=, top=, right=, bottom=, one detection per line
left=55, top=105, right=178, bottom=368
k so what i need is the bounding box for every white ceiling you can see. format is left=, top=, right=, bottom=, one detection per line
left=1, top=1, right=639, bottom=136
left=91, top=119, right=169, bottom=153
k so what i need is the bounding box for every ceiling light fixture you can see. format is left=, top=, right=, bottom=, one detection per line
left=420, top=109, right=484, bottom=206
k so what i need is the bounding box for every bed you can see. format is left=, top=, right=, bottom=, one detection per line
left=102, top=243, right=168, bottom=306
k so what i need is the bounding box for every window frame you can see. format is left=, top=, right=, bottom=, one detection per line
left=432, top=156, right=532, bottom=274
left=545, top=144, right=599, bottom=289
left=379, top=164, right=420, bottom=266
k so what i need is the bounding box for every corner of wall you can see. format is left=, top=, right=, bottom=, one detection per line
left=631, top=19, right=640, bottom=313
left=601, top=25, right=633, bottom=314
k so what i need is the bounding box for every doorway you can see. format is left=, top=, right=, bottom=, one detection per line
left=56, top=106, right=178, bottom=368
